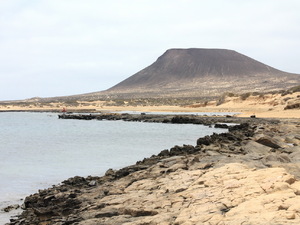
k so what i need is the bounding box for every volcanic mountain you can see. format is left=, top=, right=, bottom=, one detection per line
left=100, top=48, right=300, bottom=98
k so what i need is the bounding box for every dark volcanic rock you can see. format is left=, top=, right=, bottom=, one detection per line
left=197, top=123, right=250, bottom=147
left=215, top=123, right=229, bottom=129
left=100, top=48, right=300, bottom=98
left=10, top=116, right=300, bottom=225
left=2, top=204, right=20, bottom=212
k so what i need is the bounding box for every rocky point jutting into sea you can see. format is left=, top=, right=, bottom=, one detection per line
left=2, top=48, right=300, bottom=225
left=7, top=113, right=300, bottom=225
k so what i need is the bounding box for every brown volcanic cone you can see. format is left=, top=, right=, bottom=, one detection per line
left=105, top=48, right=300, bottom=98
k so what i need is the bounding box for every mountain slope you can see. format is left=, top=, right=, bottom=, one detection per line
left=102, top=48, right=300, bottom=98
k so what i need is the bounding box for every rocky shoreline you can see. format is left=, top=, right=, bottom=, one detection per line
left=57, top=112, right=269, bottom=126
left=6, top=114, right=300, bottom=224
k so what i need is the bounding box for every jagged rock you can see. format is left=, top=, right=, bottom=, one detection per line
left=62, top=176, right=88, bottom=186
left=168, top=145, right=196, bottom=156
left=214, top=123, right=229, bottom=128
left=105, top=169, right=115, bottom=177
left=9, top=118, right=300, bottom=225
left=171, top=116, right=197, bottom=124
left=157, top=149, right=169, bottom=157
left=196, top=135, right=212, bottom=145
left=2, top=204, right=20, bottom=212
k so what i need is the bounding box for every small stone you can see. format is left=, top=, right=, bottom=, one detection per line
left=286, top=211, right=296, bottom=220
left=105, top=168, right=115, bottom=177
left=88, top=180, right=97, bottom=186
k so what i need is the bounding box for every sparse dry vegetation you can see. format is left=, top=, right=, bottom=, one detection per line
left=240, top=92, right=251, bottom=100
left=102, top=97, right=210, bottom=107
left=0, top=85, right=299, bottom=117
left=216, top=94, right=226, bottom=106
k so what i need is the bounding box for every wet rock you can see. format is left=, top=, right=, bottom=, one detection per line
left=105, top=168, right=115, bottom=177
left=157, top=149, right=170, bottom=157
left=2, top=204, right=20, bottom=212
left=9, top=117, right=300, bottom=225
left=171, top=116, right=196, bottom=124
left=214, top=123, right=229, bottom=128
left=62, top=176, right=88, bottom=187
left=197, top=135, right=212, bottom=146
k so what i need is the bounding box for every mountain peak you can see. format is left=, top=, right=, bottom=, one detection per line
left=105, top=48, right=300, bottom=98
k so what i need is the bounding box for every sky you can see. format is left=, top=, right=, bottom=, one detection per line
left=0, top=0, right=299, bottom=101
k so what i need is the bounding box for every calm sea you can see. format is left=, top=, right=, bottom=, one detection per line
left=0, top=112, right=227, bottom=223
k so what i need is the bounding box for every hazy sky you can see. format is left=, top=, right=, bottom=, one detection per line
left=0, top=0, right=299, bottom=100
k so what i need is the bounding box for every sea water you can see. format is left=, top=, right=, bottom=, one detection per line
left=0, top=112, right=227, bottom=223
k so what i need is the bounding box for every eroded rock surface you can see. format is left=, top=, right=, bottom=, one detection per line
left=8, top=118, right=300, bottom=225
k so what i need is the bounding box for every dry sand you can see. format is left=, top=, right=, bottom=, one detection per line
left=0, top=103, right=299, bottom=118
left=0, top=92, right=299, bottom=118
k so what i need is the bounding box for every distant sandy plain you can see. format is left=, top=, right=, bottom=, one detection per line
left=1, top=92, right=299, bottom=119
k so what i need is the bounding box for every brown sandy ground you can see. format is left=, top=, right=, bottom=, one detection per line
left=0, top=91, right=299, bottom=118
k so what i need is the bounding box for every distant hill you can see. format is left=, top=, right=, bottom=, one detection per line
left=95, top=48, right=299, bottom=98
left=15, top=48, right=299, bottom=102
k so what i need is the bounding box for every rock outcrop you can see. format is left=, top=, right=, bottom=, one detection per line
left=8, top=117, right=300, bottom=225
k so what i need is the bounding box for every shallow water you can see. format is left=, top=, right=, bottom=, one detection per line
left=0, top=112, right=227, bottom=223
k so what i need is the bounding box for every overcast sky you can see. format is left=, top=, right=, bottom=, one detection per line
left=0, top=0, right=299, bottom=100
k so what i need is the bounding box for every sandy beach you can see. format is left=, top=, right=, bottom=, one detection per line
left=1, top=104, right=299, bottom=119
left=1, top=91, right=299, bottom=118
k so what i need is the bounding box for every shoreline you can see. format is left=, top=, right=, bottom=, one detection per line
left=7, top=115, right=300, bottom=224
left=0, top=105, right=299, bottom=119
left=1, top=90, right=299, bottom=118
